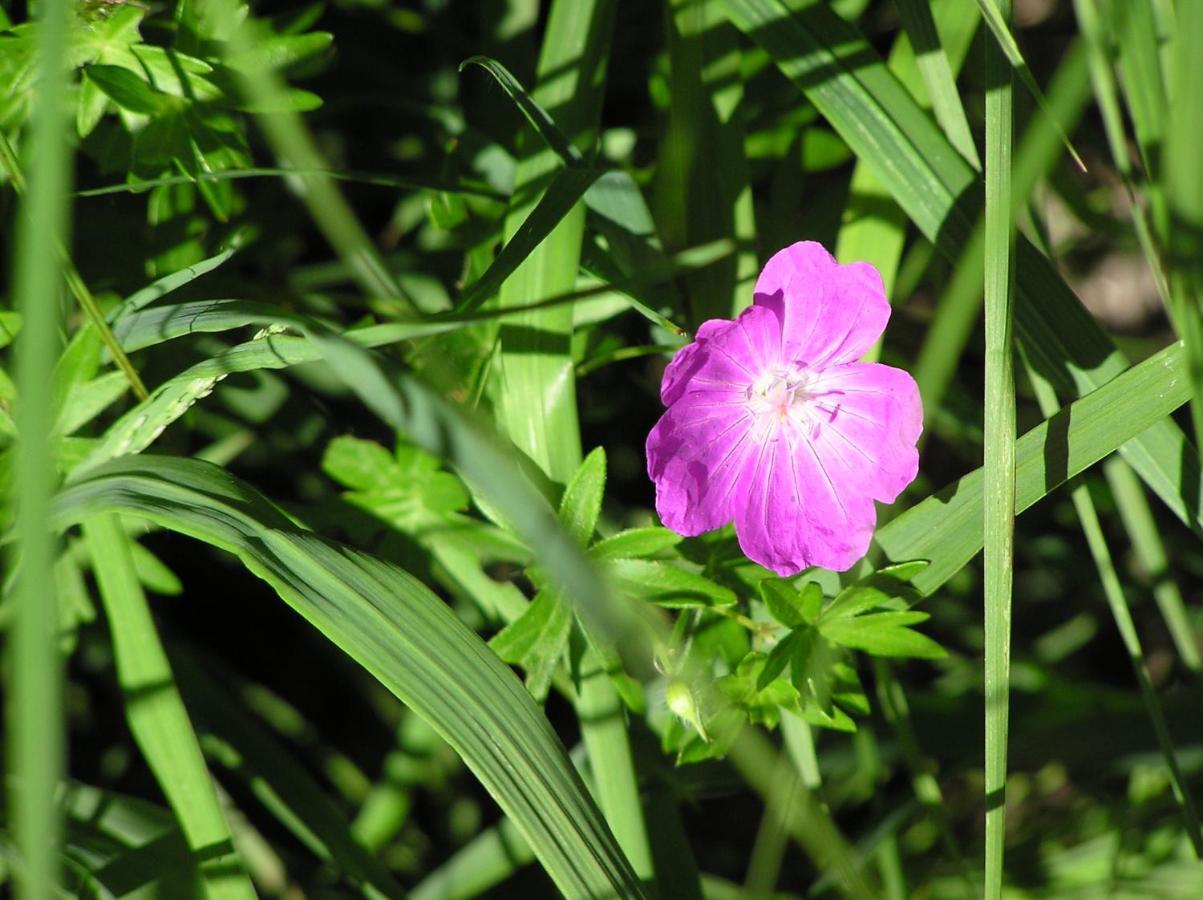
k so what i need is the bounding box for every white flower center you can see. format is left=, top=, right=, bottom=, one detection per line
left=746, top=367, right=815, bottom=423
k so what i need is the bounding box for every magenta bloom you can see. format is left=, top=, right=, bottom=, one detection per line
left=646, top=242, right=922, bottom=575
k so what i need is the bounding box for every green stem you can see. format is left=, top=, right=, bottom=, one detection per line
left=7, top=0, right=71, bottom=894
left=983, top=1, right=1017, bottom=895
left=1025, top=374, right=1203, bottom=856
left=0, top=132, right=149, bottom=401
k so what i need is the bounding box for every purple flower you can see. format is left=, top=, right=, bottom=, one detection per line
left=646, top=242, right=922, bottom=575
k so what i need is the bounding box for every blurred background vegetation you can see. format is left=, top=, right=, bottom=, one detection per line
left=1, top=0, right=1202, bottom=897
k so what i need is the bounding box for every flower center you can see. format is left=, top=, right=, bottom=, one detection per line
left=746, top=367, right=814, bottom=423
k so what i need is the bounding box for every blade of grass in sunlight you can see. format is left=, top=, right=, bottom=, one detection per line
left=1164, top=1, right=1203, bottom=465
left=1071, top=0, right=1169, bottom=309
left=1102, top=458, right=1203, bottom=675
left=973, top=0, right=1085, bottom=171
left=896, top=0, right=979, bottom=168
left=982, top=3, right=1017, bottom=893
left=912, top=40, right=1091, bottom=425
left=1025, top=369, right=1203, bottom=857
left=655, top=0, right=757, bottom=321
left=838, top=0, right=976, bottom=357
left=170, top=653, right=407, bottom=899
left=871, top=338, right=1191, bottom=602
left=719, top=0, right=1203, bottom=540
left=486, top=0, right=655, bottom=883
left=82, top=515, right=256, bottom=899
left=6, top=0, right=71, bottom=894
left=54, top=457, right=648, bottom=900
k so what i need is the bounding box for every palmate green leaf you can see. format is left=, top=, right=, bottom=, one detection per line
left=322, top=435, right=469, bottom=531
left=53, top=456, right=646, bottom=900
left=719, top=0, right=1203, bottom=536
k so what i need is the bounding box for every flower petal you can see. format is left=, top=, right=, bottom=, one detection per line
left=752, top=241, right=889, bottom=368
left=808, top=362, right=922, bottom=504
left=659, top=306, right=781, bottom=406
left=647, top=390, right=758, bottom=536
left=733, top=422, right=876, bottom=574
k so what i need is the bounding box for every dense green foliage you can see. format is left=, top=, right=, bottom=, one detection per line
left=2, top=0, right=1201, bottom=897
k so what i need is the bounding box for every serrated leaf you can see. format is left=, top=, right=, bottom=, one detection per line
left=760, top=579, right=820, bottom=629
left=820, top=612, right=946, bottom=660
left=54, top=456, right=646, bottom=899
left=588, top=527, right=681, bottom=561
left=607, top=558, right=735, bottom=608
left=790, top=628, right=838, bottom=717
left=756, top=631, right=798, bottom=690
left=559, top=446, right=606, bottom=546
left=85, top=64, right=173, bottom=115
left=489, top=590, right=573, bottom=703
left=822, top=584, right=896, bottom=621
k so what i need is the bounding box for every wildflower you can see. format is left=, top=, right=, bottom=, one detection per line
left=646, top=242, right=922, bottom=575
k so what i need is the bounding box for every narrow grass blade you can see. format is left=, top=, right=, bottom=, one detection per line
left=455, top=165, right=604, bottom=313
left=1102, top=458, right=1202, bottom=675
left=54, top=457, right=648, bottom=899
left=1110, top=0, right=1167, bottom=206
left=459, top=56, right=585, bottom=166
left=82, top=514, right=255, bottom=898
left=484, top=0, right=655, bottom=881
left=1164, top=1, right=1203, bottom=465
left=411, top=818, right=534, bottom=900
left=896, top=0, right=979, bottom=168
left=728, top=731, right=875, bottom=900
left=113, top=243, right=241, bottom=320
left=874, top=339, right=1191, bottom=599
left=838, top=0, right=976, bottom=348
left=76, top=167, right=505, bottom=201
left=6, top=0, right=71, bottom=894
left=912, top=40, right=1092, bottom=422
left=973, top=0, right=1085, bottom=171
left=719, top=0, right=1203, bottom=538
left=654, top=0, right=757, bottom=321
left=982, top=3, right=1017, bottom=893
left=171, top=653, right=406, bottom=899
left=1072, top=0, right=1170, bottom=312
left=1026, top=369, right=1203, bottom=856
left=0, top=133, right=148, bottom=401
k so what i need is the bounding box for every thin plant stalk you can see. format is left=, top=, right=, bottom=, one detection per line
left=1026, top=370, right=1203, bottom=856
left=982, top=1, right=1017, bottom=895
left=6, top=0, right=72, bottom=894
